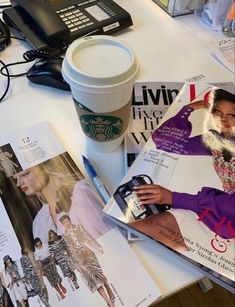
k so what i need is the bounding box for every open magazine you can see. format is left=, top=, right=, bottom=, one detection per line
left=104, top=82, right=235, bottom=293
left=0, top=122, right=160, bottom=307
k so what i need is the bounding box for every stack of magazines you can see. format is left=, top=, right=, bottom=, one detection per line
left=104, top=81, right=235, bottom=293
left=0, top=81, right=234, bottom=307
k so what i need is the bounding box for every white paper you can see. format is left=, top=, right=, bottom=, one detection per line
left=210, top=38, right=235, bottom=73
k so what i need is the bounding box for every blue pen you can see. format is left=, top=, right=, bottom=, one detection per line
left=82, top=155, right=110, bottom=204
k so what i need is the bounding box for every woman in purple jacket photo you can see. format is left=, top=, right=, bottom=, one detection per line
left=130, top=88, right=235, bottom=250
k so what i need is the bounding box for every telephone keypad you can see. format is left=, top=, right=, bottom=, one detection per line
left=71, top=18, right=79, bottom=22
left=70, top=27, right=79, bottom=32
left=57, top=1, right=118, bottom=34
left=98, top=2, right=116, bottom=17
left=59, top=6, right=96, bottom=33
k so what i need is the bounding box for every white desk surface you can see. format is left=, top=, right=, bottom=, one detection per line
left=0, top=0, right=234, bottom=301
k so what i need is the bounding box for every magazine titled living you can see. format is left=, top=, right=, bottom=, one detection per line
left=104, top=82, right=235, bottom=292
left=124, top=81, right=184, bottom=171
left=125, top=80, right=235, bottom=172
left=0, top=122, right=160, bottom=307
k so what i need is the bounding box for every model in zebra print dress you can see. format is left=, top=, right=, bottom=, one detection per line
left=60, top=215, right=115, bottom=307
left=20, top=250, right=50, bottom=307
left=48, top=230, right=79, bottom=289
left=34, top=238, right=67, bottom=300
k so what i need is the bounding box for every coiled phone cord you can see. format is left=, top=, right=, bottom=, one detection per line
left=1, top=49, right=61, bottom=77
left=23, top=49, right=61, bottom=61
left=0, top=17, right=65, bottom=102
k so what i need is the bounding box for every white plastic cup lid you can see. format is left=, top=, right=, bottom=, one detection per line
left=62, top=35, right=139, bottom=88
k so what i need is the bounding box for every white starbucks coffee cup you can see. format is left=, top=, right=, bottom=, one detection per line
left=62, top=35, right=139, bottom=152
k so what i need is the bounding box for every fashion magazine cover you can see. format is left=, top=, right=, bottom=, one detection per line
left=104, top=82, right=235, bottom=293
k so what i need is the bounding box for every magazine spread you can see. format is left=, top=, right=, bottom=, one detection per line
left=124, top=81, right=184, bottom=171
left=0, top=122, right=160, bottom=307
left=104, top=82, right=235, bottom=292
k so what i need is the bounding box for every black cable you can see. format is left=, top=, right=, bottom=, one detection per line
left=0, top=19, right=64, bottom=102
left=0, top=49, right=61, bottom=77
left=0, top=59, right=32, bottom=77
left=0, top=30, right=61, bottom=101
left=0, top=59, right=10, bottom=102
left=0, top=34, right=26, bottom=41
left=0, top=34, right=32, bottom=102
left=23, top=49, right=61, bottom=61
left=0, top=49, right=62, bottom=102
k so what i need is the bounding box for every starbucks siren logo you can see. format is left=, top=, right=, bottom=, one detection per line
left=80, top=115, right=123, bottom=141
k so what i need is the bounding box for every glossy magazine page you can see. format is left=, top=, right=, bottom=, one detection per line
left=124, top=80, right=234, bottom=172
left=104, top=82, right=235, bottom=292
left=0, top=122, right=160, bottom=307
left=124, top=81, right=183, bottom=172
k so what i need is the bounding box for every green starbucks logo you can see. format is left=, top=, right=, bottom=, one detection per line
left=80, top=115, right=123, bottom=141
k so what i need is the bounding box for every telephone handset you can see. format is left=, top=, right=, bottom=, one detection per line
left=13, top=0, right=69, bottom=49
left=3, top=0, right=133, bottom=54
left=113, top=174, right=170, bottom=222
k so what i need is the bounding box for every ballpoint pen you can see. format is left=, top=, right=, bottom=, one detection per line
left=82, top=155, right=110, bottom=204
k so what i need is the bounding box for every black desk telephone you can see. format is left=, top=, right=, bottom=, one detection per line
left=3, top=0, right=132, bottom=53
